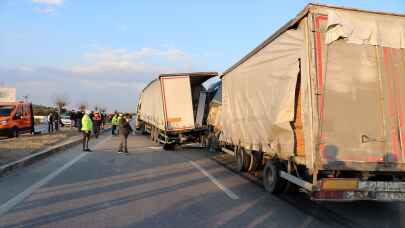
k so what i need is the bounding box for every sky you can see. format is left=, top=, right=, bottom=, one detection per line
left=1, top=0, right=405, bottom=112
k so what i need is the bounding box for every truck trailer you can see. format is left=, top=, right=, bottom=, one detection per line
left=136, top=72, right=218, bottom=149
left=215, top=3, right=405, bottom=201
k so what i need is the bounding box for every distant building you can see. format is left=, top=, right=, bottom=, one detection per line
left=0, top=87, right=16, bottom=102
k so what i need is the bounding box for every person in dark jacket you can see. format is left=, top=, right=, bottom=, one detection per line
left=118, top=114, right=133, bottom=154
left=76, top=111, right=84, bottom=132
left=53, top=111, right=60, bottom=131
left=69, top=110, right=76, bottom=129
left=92, top=111, right=102, bottom=138
left=47, top=112, right=54, bottom=133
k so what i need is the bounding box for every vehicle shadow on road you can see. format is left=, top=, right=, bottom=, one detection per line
left=1, top=164, right=243, bottom=227
left=204, top=146, right=404, bottom=228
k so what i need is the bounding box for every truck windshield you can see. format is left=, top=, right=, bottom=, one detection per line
left=0, top=106, right=14, bottom=116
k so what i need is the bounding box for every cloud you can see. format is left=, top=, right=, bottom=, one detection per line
left=0, top=66, right=149, bottom=112
left=0, top=47, right=194, bottom=112
left=33, top=0, right=63, bottom=15
left=34, top=7, right=55, bottom=15
left=32, top=0, right=64, bottom=6
left=71, top=47, right=193, bottom=75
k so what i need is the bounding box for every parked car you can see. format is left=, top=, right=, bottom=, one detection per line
left=60, top=115, right=72, bottom=127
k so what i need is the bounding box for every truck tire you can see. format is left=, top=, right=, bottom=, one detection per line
left=249, top=151, right=262, bottom=172
left=150, top=127, right=155, bottom=141
left=243, top=149, right=251, bottom=171
left=263, top=160, right=286, bottom=194
left=139, top=122, right=146, bottom=135
left=236, top=147, right=251, bottom=172
left=154, top=128, right=160, bottom=143
left=207, top=135, right=219, bottom=153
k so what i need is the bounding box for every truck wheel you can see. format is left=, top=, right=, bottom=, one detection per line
left=207, top=135, right=219, bottom=153
left=141, top=123, right=147, bottom=135
left=154, top=129, right=160, bottom=143
left=243, top=149, right=251, bottom=171
left=236, top=147, right=251, bottom=172
left=150, top=127, right=155, bottom=141
left=263, top=160, right=286, bottom=194
left=249, top=151, right=262, bottom=172
left=200, top=135, right=207, bottom=147
left=236, top=148, right=243, bottom=171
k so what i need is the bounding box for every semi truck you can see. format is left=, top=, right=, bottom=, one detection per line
left=136, top=72, right=218, bottom=149
left=211, top=3, right=405, bottom=201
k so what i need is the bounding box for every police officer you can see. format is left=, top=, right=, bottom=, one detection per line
left=111, top=112, right=118, bottom=136
left=81, top=110, right=93, bottom=152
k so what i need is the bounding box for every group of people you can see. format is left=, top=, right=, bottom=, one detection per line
left=69, top=110, right=107, bottom=134
left=47, top=111, right=61, bottom=133
left=81, top=111, right=133, bottom=154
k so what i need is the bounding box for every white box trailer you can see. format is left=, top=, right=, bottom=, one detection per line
left=214, top=3, right=405, bottom=201
left=136, top=72, right=218, bottom=148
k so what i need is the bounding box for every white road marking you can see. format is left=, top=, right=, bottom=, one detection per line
left=0, top=153, right=86, bottom=217
left=189, top=160, right=239, bottom=200
left=147, top=146, right=162, bottom=150
left=0, top=135, right=112, bottom=217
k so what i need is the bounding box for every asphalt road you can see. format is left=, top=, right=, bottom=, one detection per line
left=0, top=133, right=404, bottom=228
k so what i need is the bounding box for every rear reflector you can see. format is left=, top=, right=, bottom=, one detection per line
left=321, top=178, right=358, bottom=190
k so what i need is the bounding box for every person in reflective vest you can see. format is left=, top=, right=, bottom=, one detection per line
left=117, top=114, right=123, bottom=135
left=81, top=110, right=93, bottom=152
left=111, top=113, right=119, bottom=136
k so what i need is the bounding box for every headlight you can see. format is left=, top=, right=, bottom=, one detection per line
left=0, top=120, right=8, bottom=126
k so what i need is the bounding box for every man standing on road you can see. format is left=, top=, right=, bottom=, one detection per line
left=69, top=110, right=76, bottom=129
left=111, top=112, right=118, bottom=136
left=47, top=112, right=54, bottom=133
left=117, top=113, right=123, bottom=136
left=81, top=110, right=93, bottom=152
left=118, top=114, right=133, bottom=154
left=76, top=110, right=84, bottom=132
left=92, top=111, right=102, bottom=138
left=54, top=111, right=60, bottom=131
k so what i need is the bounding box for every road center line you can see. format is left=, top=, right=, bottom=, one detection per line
left=189, top=160, right=239, bottom=200
left=0, top=135, right=112, bottom=217
left=146, top=146, right=162, bottom=150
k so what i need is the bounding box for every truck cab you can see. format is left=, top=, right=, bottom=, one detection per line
left=0, top=101, right=34, bottom=138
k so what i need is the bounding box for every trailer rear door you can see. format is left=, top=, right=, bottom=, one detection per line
left=313, top=15, right=405, bottom=170
left=160, top=76, right=195, bottom=131
left=379, top=47, right=405, bottom=164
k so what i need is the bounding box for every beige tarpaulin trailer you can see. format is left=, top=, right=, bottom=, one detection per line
left=218, top=3, right=405, bottom=201
left=136, top=72, right=218, bottom=146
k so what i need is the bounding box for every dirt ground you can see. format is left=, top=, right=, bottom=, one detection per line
left=0, top=128, right=80, bottom=166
